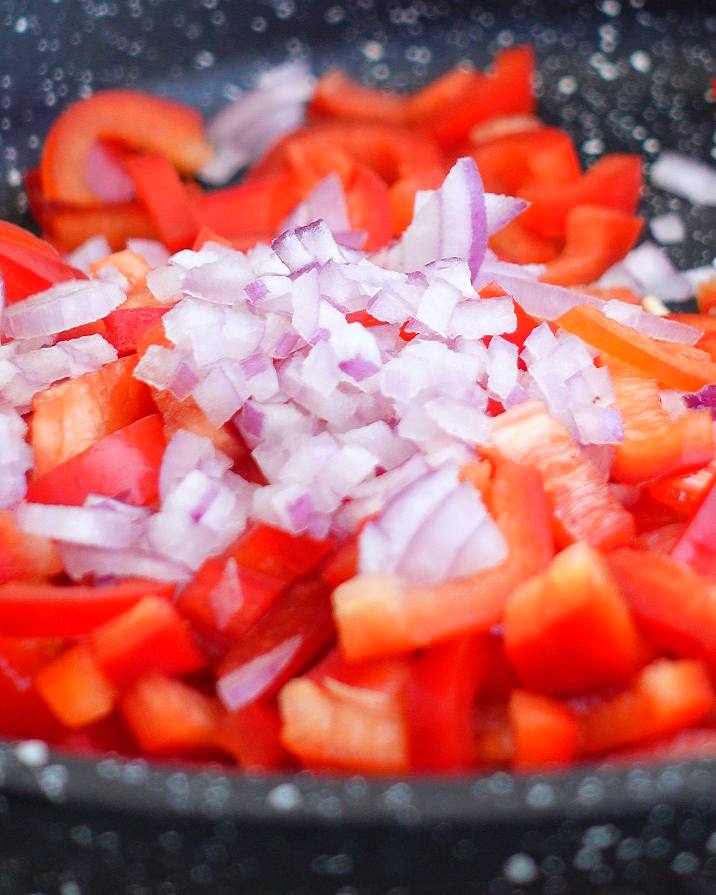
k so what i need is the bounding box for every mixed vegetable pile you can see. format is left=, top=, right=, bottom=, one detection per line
left=3, top=47, right=716, bottom=774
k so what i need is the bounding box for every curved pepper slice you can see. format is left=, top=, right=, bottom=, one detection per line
left=41, top=89, right=212, bottom=205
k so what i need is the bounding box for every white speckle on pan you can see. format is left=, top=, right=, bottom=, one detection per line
left=266, top=782, right=303, bottom=811
left=672, top=852, right=699, bottom=876
left=503, top=853, right=539, bottom=885
left=526, top=782, right=555, bottom=808
left=14, top=739, right=49, bottom=768
left=38, top=763, right=69, bottom=802
left=361, top=40, right=384, bottom=61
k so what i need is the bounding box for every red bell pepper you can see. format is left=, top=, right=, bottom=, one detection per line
left=471, top=126, right=581, bottom=195
left=90, top=596, right=205, bottom=690
left=193, top=173, right=301, bottom=237
left=604, top=728, right=716, bottom=763
left=35, top=643, right=116, bottom=728
left=89, top=248, right=151, bottom=286
left=228, top=524, right=333, bottom=584
left=607, top=548, right=716, bottom=672
left=333, top=460, right=553, bottom=660
left=578, top=658, right=715, bottom=755
left=418, top=47, right=535, bottom=150
left=40, top=89, right=212, bottom=205
left=345, top=164, right=393, bottom=251
left=0, top=511, right=62, bottom=584
left=217, top=700, right=293, bottom=770
left=0, top=636, right=65, bottom=741
left=29, top=355, right=156, bottom=478
left=216, top=578, right=335, bottom=711
left=542, top=205, right=643, bottom=286
left=504, top=542, right=644, bottom=695
left=671, top=481, right=716, bottom=576
left=27, top=413, right=165, bottom=507
left=648, top=460, right=716, bottom=517
left=103, top=307, right=169, bottom=356
left=177, top=552, right=286, bottom=646
left=124, top=154, right=199, bottom=252
left=558, top=303, right=716, bottom=392
left=489, top=218, right=560, bottom=265
left=489, top=401, right=634, bottom=550
left=408, top=634, right=491, bottom=772
left=632, top=522, right=685, bottom=555
left=309, top=70, right=406, bottom=124
left=388, top=167, right=447, bottom=236
left=42, top=199, right=158, bottom=251
left=0, top=228, right=86, bottom=303
left=520, top=153, right=642, bottom=239
left=278, top=671, right=408, bottom=773
left=509, top=690, right=579, bottom=770
left=0, top=578, right=174, bottom=637
left=121, top=672, right=223, bottom=756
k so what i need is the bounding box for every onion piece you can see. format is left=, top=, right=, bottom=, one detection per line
left=492, top=273, right=596, bottom=320
left=67, top=235, right=112, bottom=273
left=649, top=212, right=686, bottom=245
left=0, top=410, right=32, bottom=510
left=200, top=63, right=314, bottom=186
left=282, top=174, right=351, bottom=235
left=650, top=150, right=716, bottom=206
left=60, top=544, right=190, bottom=583
left=379, top=157, right=488, bottom=277
left=126, top=238, right=170, bottom=269
left=485, top=193, right=529, bottom=235
left=85, top=142, right=135, bottom=203
left=603, top=299, right=701, bottom=344
left=2, top=280, right=125, bottom=340
left=15, top=502, right=144, bottom=548
left=620, top=241, right=692, bottom=302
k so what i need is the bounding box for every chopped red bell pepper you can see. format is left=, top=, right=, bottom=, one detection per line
left=345, top=164, right=393, bottom=251
left=41, top=89, right=212, bottom=205
left=35, top=643, right=116, bottom=728
left=0, top=578, right=175, bottom=637
left=103, top=306, right=169, bottom=356
left=27, top=413, right=165, bottom=507
left=29, top=355, right=156, bottom=478
left=121, top=672, right=223, bottom=756
left=504, top=542, right=644, bottom=695
left=0, top=636, right=65, bottom=741
left=217, top=700, right=294, bottom=770
left=0, top=510, right=62, bottom=584
left=42, top=199, right=158, bottom=251
left=216, top=578, right=335, bottom=711
left=309, top=70, right=406, bottom=124
left=0, top=230, right=86, bottom=303
left=89, top=596, right=205, bottom=690
left=509, top=690, right=579, bottom=770
left=192, top=173, right=301, bottom=237
left=671, top=481, right=716, bottom=576
left=408, top=634, right=491, bottom=772
left=388, top=167, right=446, bottom=235
left=489, top=401, right=635, bottom=550
left=229, top=524, right=333, bottom=584
left=578, top=658, right=715, bottom=755
left=124, top=154, right=199, bottom=252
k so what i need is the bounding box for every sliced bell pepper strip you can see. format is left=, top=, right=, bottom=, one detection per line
left=278, top=674, right=408, bottom=773
left=557, top=302, right=716, bottom=392
left=216, top=578, right=335, bottom=711
left=0, top=237, right=86, bottom=303
left=41, top=199, right=158, bottom=251
left=309, top=70, right=406, bottom=124
left=469, top=113, right=543, bottom=144
left=520, top=154, right=642, bottom=239
left=542, top=205, right=643, bottom=286
left=407, top=633, right=491, bottom=772
left=248, top=122, right=444, bottom=185
left=346, top=164, right=392, bottom=251
left=35, top=643, right=116, bottom=728
left=504, top=542, right=644, bottom=695
left=0, top=511, right=62, bottom=584
left=607, top=548, right=716, bottom=672
left=121, top=672, right=223, bottom=756
left=488, top=400, right=635, bottom=549
left=90, top=596, right=205, bottom=690
left=489, top=218, right=560, bottom=265
left=177, top=553, right=286, bottom=646
left=103, top=307, right=169, bottom=356
left=333, top=460, right=554, bottom=660
left=26, top=413, right=165, bottom=507
left=509, top=690, right=579, bottom=770
left=648, top=460, right=716, bottom=516
left=606, top=359, right=714, bottom=484
left=471, top=126, right=581, bottom=195
left=578, top=658, right=715, bottom=756
left=419, top=47, right=535, bottom=150
left=228, top=524, right=333, bottom=584
left=41, top=89, right=212, bottom=205
left=192, top=173, right=301, bottom=236
left=124, top=153, right=199, bottom=252
left=0, top=578, right=174, bottom=637
left=30, top=355, right=156, bottom=478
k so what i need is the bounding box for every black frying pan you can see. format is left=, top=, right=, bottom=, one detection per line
left=1, top=1, right=716, bottom=893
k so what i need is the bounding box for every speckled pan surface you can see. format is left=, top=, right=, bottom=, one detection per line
left=2, top=1, right=716, bottom=893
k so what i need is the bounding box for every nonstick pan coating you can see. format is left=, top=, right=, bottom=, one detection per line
left=1, top=1, right=716, bottom=893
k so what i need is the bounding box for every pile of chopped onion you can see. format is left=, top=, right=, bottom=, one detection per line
left=3, top=156, right=707, bottom=589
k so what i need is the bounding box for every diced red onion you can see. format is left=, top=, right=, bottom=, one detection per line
left=217, top=636, right=303, bottom=711
left=0, top=410, right=32, bottom=510
left=484, top=193, right=529, bottom=235
left=621, top=241, right=692, bottom=302
left=67, top=235, right=112, bottom=273
left=133, top=345, right=199, bottom=400
left=660, top=390, right=688, bottom=419
left=684, top=384, right=716, bottom=416
left=201, top=63, right=313, bottom=186
left=85, top=142, right=135, bottom=203
left=651, top=151, right=716, bottom=206
left=16, top=502, right=143, bottom=548
left=490, top=273, right=595, bottom=320
left=359, top=462, right=506, bottom=587
left=487, top=335, right=519, bottom=400
left=126, top=238, right=170, bottom=269
left=603, top=299, right=700, bottom=344
left=449, top=296, right=517, bottom=339
left=159, top=429, right=232, bottom=502
left=2, top=280, right=125, bottom=340
left=146, top=265, right=186, bottom=304
left=379, top=157, right=488, bottom=277
left=282, top=174, right=351, bottom=235
left=649, top=212, right=686, bottom=246
left=60, top=543, right=190, bottom=583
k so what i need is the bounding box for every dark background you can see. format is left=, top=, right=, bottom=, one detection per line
left=1, top=1, right=716, bottom=893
